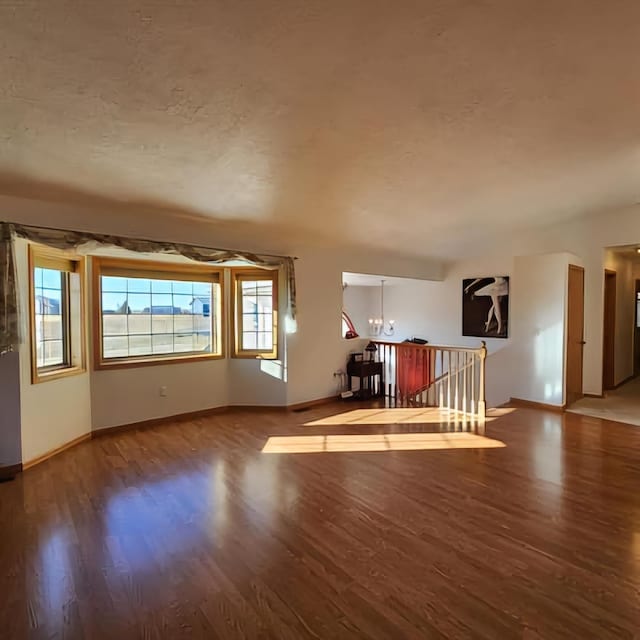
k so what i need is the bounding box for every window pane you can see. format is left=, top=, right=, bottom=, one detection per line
left=193, top=281, right=210, bottom=296
left=151, top=279, right=172, bottom=294
left=100, top=272, right=216, bottom=361
left=41, top=268, right=63, bottom=289
left=34, top=267, right=67, bottom=369
left=102, top=292, right=127, bottom=313
left=242, top=333, right=257, bottom=350
left=243, top=314, right=258, bottom=332
left=103, top=336, right=129, bottom=359
left=172, top=281, right=192, bottom=294
left=237, top=276, right=275, bottom=355
left=173, top=295, right=192, bottom=314
left=257, top=295, right=272, bottom=311
left=127, top=314, right=151, bottom=336
left=127, top=293, right=151, bottom=314
left=126, top=277, right=151, bottom=293
left=257, top=332, right=273, bottom=349
left=152, top=314, right=174, bottom=334
left=128, top=334, right=152, bottom=356
left=102, top=314, right=127, bottom=336
left=152, top=334, right=174, bottom=354
left=174, top=333, right=195, bottom=353
left=102, top=276, right=128, bottom=292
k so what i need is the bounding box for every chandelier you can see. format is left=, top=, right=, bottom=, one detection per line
left=368, top=279, right=395, bottom=337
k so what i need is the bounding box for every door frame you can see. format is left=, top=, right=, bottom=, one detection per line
left=565, top=264, right=585, bottom=406
left=602, top=269, right=617, bottom=391
left=634, top=279, right=640, bottom=376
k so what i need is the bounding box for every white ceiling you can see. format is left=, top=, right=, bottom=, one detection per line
left=3, top=1, right=640, bottom=258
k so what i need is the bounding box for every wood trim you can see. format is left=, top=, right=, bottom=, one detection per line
left=603, top=269, right=617, bottom=391
left=229, top=397, right=339, bottom=412
left=231, top=267, right=279, bottom=359
left=509, top=397, right=566, bottom=413
left=91, top=256, right=226, bottom=370
left=584, top=393, right=605, bottom=399
left=22, top=433, right=92, bottom=470
left=566, top=264, right=586, bottom=406
left=287, top=395, right=339, bottom=411
left=0, top=463, right=22, bottom=481
left=93, top=256, right=224, bottom=280
left=92, top=406, right=230, bottom=438
left=371, top=340, right=485, bottom=354
left=29, top=244, right=87, bottom=384
left=94, top=352, right=225, bottom=371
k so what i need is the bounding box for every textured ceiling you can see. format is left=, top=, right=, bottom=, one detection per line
left=2, top=1, right=640, bottom=257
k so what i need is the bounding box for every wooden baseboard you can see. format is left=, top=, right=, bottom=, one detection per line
left=225, top=396, right=339, bottom=413
left=22, top=433, right=92, bottom=470
left=287, top=395, right=339, bottom=412
left=20, top=397, right=341, bottom=471
left=0, top=463, right=22, bottom=481
left=509, top=397, right=566, bottom=413
left=584, top=393, right=605, bottom=399
left=92, top=406, right=230, bottom=439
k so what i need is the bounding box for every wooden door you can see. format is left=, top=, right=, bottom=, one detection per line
left=566, top=265, right=585, bottom=406
left=602, top=270, right=617, bottom=391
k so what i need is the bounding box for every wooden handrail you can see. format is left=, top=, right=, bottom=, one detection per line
left=372, top=340, right=486, bottom=354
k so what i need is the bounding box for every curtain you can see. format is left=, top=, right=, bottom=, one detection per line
left=396, top=344, right=432, bottom=403
left=0, top=224, right=19, bottom=355
left=0, top=221, right=297, bottom=355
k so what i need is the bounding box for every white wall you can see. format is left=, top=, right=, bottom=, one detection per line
left=604, top=250, right=636, bottom=386
left=227, top=359, right=287, bottom=406
left=342, top=284, right=377, bottom=337
left=92, top=360, right=228, bottom=429
left=511, top=252, right=580, bottom=406
left=13, top=239, right=93, bottom=462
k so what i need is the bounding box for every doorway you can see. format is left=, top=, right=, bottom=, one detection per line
left=603, top=270, right=617, bottom=391
left=566, top=265, right=585, bottom=406
left=635, top=280, right=640, bottom=376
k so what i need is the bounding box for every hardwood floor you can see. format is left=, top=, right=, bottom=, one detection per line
left=2, top=403, right=640, bottom=639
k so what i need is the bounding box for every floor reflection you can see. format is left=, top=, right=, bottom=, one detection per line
left=262, top=432, right=506, bottom=454
left=304, top=407, right=514, bottom=427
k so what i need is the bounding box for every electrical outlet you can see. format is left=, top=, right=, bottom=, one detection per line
left=159, top=386, right=168, bottom=397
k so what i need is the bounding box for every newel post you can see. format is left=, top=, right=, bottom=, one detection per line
left=478, top=341, right=487, bottom=427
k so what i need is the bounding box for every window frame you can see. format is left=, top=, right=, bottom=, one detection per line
left=29, top=245, right=86, bottom=384
left=232, top=268, right=279, bottom=359
left=92, top=257, right=225, bottom=370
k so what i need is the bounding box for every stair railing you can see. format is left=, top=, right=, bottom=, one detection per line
left=373, top=340, right=487, bottom=425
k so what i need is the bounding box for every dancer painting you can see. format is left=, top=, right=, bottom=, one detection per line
left=462, top=277, right=509, bottom=338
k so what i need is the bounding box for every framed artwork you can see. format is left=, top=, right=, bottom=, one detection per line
left=462, top=277, right=509, bottom=338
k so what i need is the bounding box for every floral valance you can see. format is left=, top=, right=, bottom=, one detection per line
left=0, top=221, right=297, bottom=355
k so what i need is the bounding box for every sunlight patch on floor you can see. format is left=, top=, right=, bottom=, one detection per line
left=304, top=407, right=502, bottom=427
left=262, top=432, right=506, bottom=454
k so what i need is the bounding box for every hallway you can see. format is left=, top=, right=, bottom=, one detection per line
left=568, top=377, right=640, bottom=426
